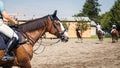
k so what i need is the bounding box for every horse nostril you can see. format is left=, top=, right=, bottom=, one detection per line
left=66, top=39, right=68, bottom=42
left=65, top=37, right=69, bottom=42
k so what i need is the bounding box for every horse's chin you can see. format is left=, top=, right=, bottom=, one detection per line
left=61, top=37, right=69, bottom=42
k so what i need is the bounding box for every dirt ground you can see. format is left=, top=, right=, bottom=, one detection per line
left=30, top=38, right=120, bottom=68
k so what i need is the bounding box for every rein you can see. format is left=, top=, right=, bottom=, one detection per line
left=26, top=16, right=62, bottom=54
left=18, top=15, right=66, bottom=54
left=20, top=32, right=60, bottom=55
left=20, top=32, right=35, bottom=45
left=33, top=38, right=61, bottom=55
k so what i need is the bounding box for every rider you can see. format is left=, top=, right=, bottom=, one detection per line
left=96, top=23, right=105, bottom=35
left=76, top=27, right=81, bottom=33
left=0, top=0, right=19, bottom=61
left=112, top=24, right=117, bottom=29
left=96, top=23, right=101, bottom=30
left=111, top=24, right=117, bottom=33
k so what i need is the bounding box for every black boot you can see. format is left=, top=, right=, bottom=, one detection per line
left=2, top=37, right=17, bottom=61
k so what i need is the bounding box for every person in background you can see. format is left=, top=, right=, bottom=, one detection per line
left=112, top=24, right=117, bottom=29
left=111, top=24, right=117, bottom=33
left=0, top=0, right=19, bottom=61
left=96, top=23, right=105, bottom=35
left=96, top=23, right=101, bottom=32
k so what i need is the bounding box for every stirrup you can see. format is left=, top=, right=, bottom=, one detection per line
left=2, top=52, right=15, bottom=61
left=2, top=55, right=15, bottom=61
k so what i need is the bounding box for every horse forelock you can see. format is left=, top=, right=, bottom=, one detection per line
left=17, top=15, right=49, bottom=32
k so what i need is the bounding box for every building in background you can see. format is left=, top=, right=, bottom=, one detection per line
left=5, top=14, right=97, bottom=38
left=60, top=17, right=96, bottom=37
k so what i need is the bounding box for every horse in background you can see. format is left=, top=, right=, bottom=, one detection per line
left=96, top=29, right=104, bottom=41
left=76, top=28, right=83, bottom=43
left=111, top=29, right=119, bottom=43
left=0, top=10, right=69, bottom=68
left=96, top=24, right=104, bottom=41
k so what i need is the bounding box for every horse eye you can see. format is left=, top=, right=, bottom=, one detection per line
left=57, top=22, right=60, bottom=25
left=54, top=20, right=59, bottom=24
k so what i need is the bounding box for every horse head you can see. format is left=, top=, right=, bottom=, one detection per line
left=47, top=10, right=69, bottom=42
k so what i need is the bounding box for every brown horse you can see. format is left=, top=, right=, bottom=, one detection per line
left=76, top=28, right=83, bottom=42
left=0, top=10, right=69, bottom=68
left=96, top=29, right=104, bottom=41
left=111, top=29, right=119, bottom=43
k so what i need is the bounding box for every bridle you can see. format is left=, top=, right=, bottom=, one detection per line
left=21, top=15, right=67, bottom=45
left=49, top=15, right=66, bottom=40
left=33, top=15, right=67, bottom=54
left=22, top=15, right=67, bottom=54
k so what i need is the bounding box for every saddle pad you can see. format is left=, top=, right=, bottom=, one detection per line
left=0, top=35, right=7, bottom=50
left=0, top=31, right=22, bottom=50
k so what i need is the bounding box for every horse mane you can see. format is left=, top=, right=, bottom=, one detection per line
left=17, top=15, right=49, bottom=32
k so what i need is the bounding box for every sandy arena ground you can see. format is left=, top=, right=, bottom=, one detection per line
left=30, top=38, right=120, bottom=68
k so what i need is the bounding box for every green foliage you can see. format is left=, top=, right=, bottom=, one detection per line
left=75, top=17, right=89, bottom=33
left=105, top=34, right=111, bottom=38
left=110, top=0, right=120, bottom=30
left=74, top=0, right=120, bottom=32
left=100, top=12, right=112, bottom=32
left=91, top=35, right=98, bottom=39
left=83, top=0, right=101, bottom=19
left=100, top=0, right=120, bottom=32
left=74, top=0, right=101, bottom=20
left=61, top=19, right=70, bottom=31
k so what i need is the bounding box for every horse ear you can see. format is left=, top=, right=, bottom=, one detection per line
left=52, top=10, right=57, bottom=17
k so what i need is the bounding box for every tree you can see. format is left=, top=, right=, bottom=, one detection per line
left=110, top=0, right=120, bottom=31
left=74, top=0, right=101, bottom=20
left=101, top=0, right=120, bottom=32
left=83, top=0, right=101, bottom=19
left=61, top=19, right=70, bottom=31
left=75, top=17, right=90, bottom=34
left=101, top=12, right=112, bottom=32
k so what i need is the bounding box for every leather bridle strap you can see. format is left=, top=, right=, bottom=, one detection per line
left=50, top=15, right=59, bottom=32
left=21, top=32, right=35, bottom=45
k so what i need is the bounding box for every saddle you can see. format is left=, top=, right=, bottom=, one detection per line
left=0, top=24, right=28, bottom=50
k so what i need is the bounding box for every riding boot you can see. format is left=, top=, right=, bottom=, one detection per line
left=2, top=37, right=17, bottom=61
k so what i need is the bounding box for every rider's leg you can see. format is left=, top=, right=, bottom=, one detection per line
left=0, top=23, right=18, bottom=61
left=0, top=23, right=18, bottom=39
left=2, top=37, right=17, bottom=61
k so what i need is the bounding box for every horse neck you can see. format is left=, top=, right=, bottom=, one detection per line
left=26, top=27, right=46, bottom=45
left=45, top=16, right=55, bottom=34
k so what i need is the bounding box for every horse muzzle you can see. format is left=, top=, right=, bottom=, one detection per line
left=57, top=29, right=69, bottom=42
left=60, top=35, right=69, bottom=42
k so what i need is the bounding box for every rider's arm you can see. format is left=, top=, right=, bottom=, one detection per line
left=1, top=11, right=17, bottom=24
